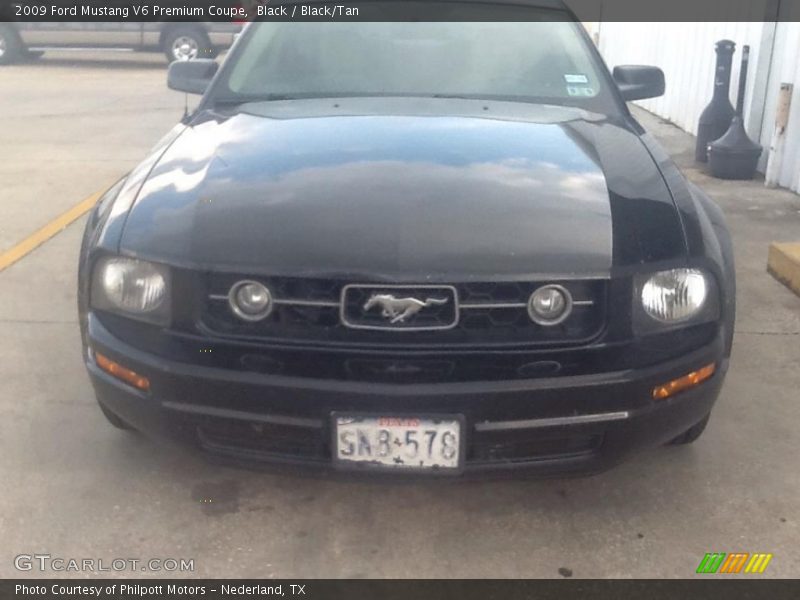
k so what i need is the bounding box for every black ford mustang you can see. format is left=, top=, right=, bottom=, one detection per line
left=78, top=4, right=735, bottom=477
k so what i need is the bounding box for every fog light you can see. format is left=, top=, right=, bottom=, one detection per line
left=528, top=285, right=572, bottom=325
left=652, top=363, right=716, bottom=400
left=228, top=280, right=273, bottom=321
left=95, top=352, right=150, bottom=391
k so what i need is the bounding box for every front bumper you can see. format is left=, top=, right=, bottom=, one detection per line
left=85, top=314, right=727, bottom=477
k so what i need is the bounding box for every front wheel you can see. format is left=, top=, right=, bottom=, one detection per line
left=163, top=26, right=214, bottom=63
left=668, top=414, right=710, bottom=445
left=0, top=25, right=22, bottom=65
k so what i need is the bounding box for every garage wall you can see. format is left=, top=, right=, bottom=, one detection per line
left=597, top=22, right=766, bottom=135
left=762, top=22, right=800, bottom=192
left=597, top=21, right=800, bottom=194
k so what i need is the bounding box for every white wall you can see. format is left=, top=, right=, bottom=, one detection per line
left=762, top=22, right=800, bottom=191
left=598, top=22, right=766, bottom=135
left=597, top=21, right=800, bottom=194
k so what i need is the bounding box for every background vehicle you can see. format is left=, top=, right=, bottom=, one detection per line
left=0, top=21, right=241, bottom=64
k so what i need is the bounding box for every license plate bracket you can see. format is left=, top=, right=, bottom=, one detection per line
left=331, top=412, right=466, bottom=474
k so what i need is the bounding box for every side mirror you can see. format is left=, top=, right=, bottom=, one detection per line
left=613, top=65, right=665, bottom=101
left=167, top=59, right=219, bottom=95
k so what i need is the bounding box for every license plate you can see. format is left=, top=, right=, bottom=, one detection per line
left=333, top=414, right=464, bottom=471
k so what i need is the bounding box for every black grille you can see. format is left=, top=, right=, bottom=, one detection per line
left=469, top=429, right=603, bottom=464
left=198, top=274, right=606, bottom=348
left=196, top=417, right=326, bottom=462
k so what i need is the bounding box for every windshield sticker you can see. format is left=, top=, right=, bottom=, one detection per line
left=567, top=86, right=596, bottom=97
left=564, top=74, right=590, bottom=84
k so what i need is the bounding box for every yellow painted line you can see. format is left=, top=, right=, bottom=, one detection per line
left=0, top=191, right=102, bottom=273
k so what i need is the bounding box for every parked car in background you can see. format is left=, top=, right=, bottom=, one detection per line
left=0, top=21, right=241, bottom=64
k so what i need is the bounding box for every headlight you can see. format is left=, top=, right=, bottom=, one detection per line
left=91, top=257, right=171, bottom=324
left=641, top=268, right=707, bottom=322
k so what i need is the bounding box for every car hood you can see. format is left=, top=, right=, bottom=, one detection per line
left=119, top=98, right=686, bottom=280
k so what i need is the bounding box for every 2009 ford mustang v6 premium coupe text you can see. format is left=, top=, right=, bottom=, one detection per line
left=78, top=2, right=735, bottom=476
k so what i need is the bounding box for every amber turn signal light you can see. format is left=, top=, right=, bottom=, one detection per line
left=652, top=363, right=715, bottom=400
left=95, top=352, right=150, bottom=391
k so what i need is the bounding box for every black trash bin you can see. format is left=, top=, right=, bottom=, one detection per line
left=695, top=40, right=736, bottom=163
left=708, top=44, right=762, bottom=180
left=708, top=116, right=762, bottom=179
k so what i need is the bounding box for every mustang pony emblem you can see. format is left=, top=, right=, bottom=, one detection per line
left=363, top=293, right=449, bottom=324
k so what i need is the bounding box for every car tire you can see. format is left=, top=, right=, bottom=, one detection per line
left=668, top=413, right=710, bottom=445
left=163, top=26, right=215, bottom=63
left=0, top=24, right=22, bottom=65
left=98, top=401, right=135, bottom=431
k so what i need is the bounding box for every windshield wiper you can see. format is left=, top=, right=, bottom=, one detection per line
left=428, top=94, right=477, bottom=100
left=212, top=94, right=305, bottom=106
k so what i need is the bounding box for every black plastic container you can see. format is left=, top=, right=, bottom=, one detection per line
left=708, top=45, right=762, bottom=180
left=695, top=40, right=736, bottom=163
left=708, top=116, right=762, bottom=179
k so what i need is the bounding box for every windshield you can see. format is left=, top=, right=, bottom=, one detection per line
left=210, top=17, right=618, bottom=114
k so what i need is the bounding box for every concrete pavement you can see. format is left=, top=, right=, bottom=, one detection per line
left=0, top=51, right=185, bottom=252
left=0, top=52, right=799, bottom=579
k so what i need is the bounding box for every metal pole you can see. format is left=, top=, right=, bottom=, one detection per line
left=736, top=45, right=750, bottom=117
